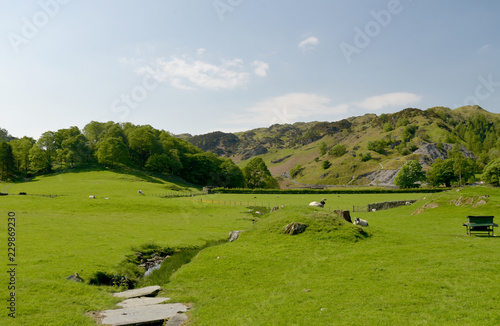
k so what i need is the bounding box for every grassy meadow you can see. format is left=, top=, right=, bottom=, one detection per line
left=0, top=169, right=499, bottom=325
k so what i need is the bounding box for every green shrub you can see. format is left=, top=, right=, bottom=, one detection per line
left=319, top=142, right=328, bottom=156
left=290, top=164, right=305, bottom=178
left=322, top=160, right=332, bottom=169
left=367, top=140, right=386, bottom=155
left=330, top=144, right=347, bottom=157
left=401, top=124, right=417, bottom=142
left=361, top=152, right=372, bottom=162
left=397, top=117, right=410, bottom=127
left=407, top=142, right=418, bottom=152
left=398, top=146, right=411, bottom=156
left=88, top=271, right=134, bottom=288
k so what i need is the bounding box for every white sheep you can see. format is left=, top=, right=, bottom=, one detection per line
left=309, top=199, right=326, bottom=208
left=89, top=195, right=96, bottom=199
left=353, top=217, right=369, bottom=227
left=138, top=190, right=144, bottom=195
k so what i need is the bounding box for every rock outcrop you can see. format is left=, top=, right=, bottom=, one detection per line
left=284, top=223, right=307, bottom=235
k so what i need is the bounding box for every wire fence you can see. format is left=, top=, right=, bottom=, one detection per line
left=177, top=197, right=352, bottom=212
left=0, top=192, right=64, bottom=198
left=353, top=205, right=369, bottom=212
left=152, top=191, right=206, bottom=198
left=177, top=198, right=416, bottom=213
left=26, top=194, right=63, bottom=198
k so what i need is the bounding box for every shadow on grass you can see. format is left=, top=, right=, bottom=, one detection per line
left=24, top=164, right=201, bottom=189
left=141, top=240, right=227, bottom=287
left=88, top=240, right=228, bottom=290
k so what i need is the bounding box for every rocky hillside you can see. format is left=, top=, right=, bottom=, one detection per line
left=186, top=106, right=500, bottom=187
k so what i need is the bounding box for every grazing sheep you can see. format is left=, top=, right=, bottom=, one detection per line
left=89, top=195, right=95, bottom=199
left=309, top=199, right=326, bottom=208
left=353, top=217, right=369, bottom=227
left=271, top=206, right=279, bottom=212
left=138, top=190, right=144, bottom=195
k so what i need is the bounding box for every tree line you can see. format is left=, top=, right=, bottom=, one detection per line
left=394, top=144, right=500, bottom=188
left=0, top=121, right=279, bottom=189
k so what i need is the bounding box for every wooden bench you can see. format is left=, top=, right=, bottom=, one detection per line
left=463, top=216, right=497, bottom=236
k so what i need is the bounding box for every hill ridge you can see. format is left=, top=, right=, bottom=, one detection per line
left=186, top=106, right=500, bottom=187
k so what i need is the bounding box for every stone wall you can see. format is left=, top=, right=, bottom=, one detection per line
left=368, top=200, right=416, bottom=211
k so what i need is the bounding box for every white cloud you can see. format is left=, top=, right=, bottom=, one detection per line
left=196, top=48, right=206, bottom=57
left=227, top=93, right=349, bottom=126
left=355, top=92, right=422, bottom=111
left=137, top=56, right=250, bottom=90
left=477, top=44, right=491, bottom=53
left=225, top=91, right=422, bottom=129
left=298, top=36, right=319, bottom=51
left=253, top=60, right=269, bottom=77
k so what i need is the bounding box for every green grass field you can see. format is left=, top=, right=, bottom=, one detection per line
left=1, top=169, right=499, bottom=325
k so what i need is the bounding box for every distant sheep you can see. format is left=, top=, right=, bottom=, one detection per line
left=353, top=217, right=369, bottom=227
left=138, top=190, right=144, bottom=195
left=309, top=199, right=326, bottom=208
left=89, top=195, right=95, bottom=199
left=271, top=206, right=279, bottom=212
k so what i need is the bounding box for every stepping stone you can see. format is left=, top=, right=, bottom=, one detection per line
left=165, top=313, right=188, bottom=326
left=113, top=285, right=161, bottom=299
left=100, top=303, right=188, bottom=326
left=117, top=297, right=169, bottom=308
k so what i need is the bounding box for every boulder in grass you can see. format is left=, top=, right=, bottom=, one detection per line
left=284, top=223, right=307, bottom=235
left=66, top=273, right=84, bottom=283
left=229, top=230, right=243, bottom=242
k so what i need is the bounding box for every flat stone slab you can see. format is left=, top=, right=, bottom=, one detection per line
left=100, top=303, right=189, bottom=326
left=113, top=285, right=161, bottom=299
left=165, top=313, right=188, bottom=326
left=117, top=297, right=170, bottom=308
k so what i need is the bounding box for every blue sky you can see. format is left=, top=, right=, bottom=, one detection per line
left=1, top=0, right=499, bottom=139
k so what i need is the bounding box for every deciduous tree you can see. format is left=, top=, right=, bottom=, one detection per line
left=97, top=137, right=129, bottom=168
left=482, top=159, right=500, bottom=186
left=220, top=159, right=245, bottom=188
left=242, top=157, right=279, bottom=189
left=29, top=145, right=51, bottom=173
left=11, top=137, right=35, bottom=176
left=0, top=141, right=15, bottom=180
left=127, top=125, right=162, bottom=168
left=394, top=160, right=425, bottom=188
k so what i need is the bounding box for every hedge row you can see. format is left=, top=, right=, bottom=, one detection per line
left=211, top=187, right=450, bottom=195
